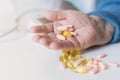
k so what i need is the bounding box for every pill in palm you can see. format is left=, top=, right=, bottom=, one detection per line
left=57, top=26, right=68, bottom=31
left=57, top=25, right=73, bottom=30
left=56, top=34, right=66, bottom=40
left=68, top=27, right=74, bottom=31
left=62, top=31, right=72, bottom=37
left=70, top=32, right=77, bottom=36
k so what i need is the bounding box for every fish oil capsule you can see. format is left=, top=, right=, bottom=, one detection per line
left=62, top=31, right=72, bottom=37
left=59, top=56, right=65, bottom=62
left=74, top=68, right=87, bottom=74
left=80, top=58, right=89, bottom=66
left=66, top=62, right=75, bottom=69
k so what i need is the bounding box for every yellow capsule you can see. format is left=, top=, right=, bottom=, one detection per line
left=70, top=50, right=81, bottom=55
left=68, top=49, right=74, bottom=54
left=70, top=55, right=80, bottom=62
left=70, top=52, right=76, bottom=57
left=74, top=68, right=87, bottom=74
left=80, top=58, right=89, bottom=66
left=59, top=56, right=68, bottom=62
left=74, top=50, right=81, bottom=55
left=62, top=50, right=70, bottom=56
left=62, top=50, right=67, bottom=53
left=71, top=57, right=76, bottom=62
left=74, top=54, right=82, bottom=60
left=64, top=55, right=69, bottom=60
left=60, top=49, right=85, bottom=74
left=66, top=62, right=75, bottom=69
left=61, top=31, right=72, bottom=37
left=59, top=56, right=64, bottom=62
left=62, top=49, right=82, bottom=62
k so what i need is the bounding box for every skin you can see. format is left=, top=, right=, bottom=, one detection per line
left=30, top=10, right=114, bottom=50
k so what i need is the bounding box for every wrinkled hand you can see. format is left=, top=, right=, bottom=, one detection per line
left=30, top=10, right=114, bottom=50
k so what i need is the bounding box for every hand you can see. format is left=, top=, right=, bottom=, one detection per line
left=30, top=10, right=114, bottom=50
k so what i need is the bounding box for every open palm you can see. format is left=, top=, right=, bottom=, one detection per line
left=30, top=10, right=114, bottom=50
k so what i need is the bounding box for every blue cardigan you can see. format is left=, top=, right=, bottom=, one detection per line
left=69, top=0, right=120, bottom=43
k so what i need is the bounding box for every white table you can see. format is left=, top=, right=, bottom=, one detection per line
left=1, top=0, right=120, bottom=80
left=0, top=31, right=119, bottom=80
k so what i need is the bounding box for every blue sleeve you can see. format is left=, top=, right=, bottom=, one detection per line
left=89, top=0, right=120, bottom=43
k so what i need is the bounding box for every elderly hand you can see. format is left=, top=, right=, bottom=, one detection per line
left=30, top=10, right=114, bottom=50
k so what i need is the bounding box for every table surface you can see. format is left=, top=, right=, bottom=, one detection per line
left=0, top=1, right=120, bottom=80
left=0, top=31, right=119, bottom=80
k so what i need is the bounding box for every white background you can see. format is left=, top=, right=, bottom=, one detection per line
left=0, top=0, right=120, bottom=80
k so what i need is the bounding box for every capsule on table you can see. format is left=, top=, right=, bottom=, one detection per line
left=97, top=53, right=107, bottom=59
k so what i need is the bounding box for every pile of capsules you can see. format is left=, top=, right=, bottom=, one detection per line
left=56, top=25, right=77, bottom=40
left=57, top=25, right=119, bottom=74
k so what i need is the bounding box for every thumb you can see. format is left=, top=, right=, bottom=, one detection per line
left=44, top=10, right=67, bottom=21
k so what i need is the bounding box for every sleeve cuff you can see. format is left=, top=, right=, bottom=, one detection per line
left=88, top=10, right=120, bottom=43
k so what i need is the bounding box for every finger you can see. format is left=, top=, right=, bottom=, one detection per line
left=32, top=35, right=42, bottom=42
left=30, top=22, right=53, bottom=33
left=33, top=33, right=56, bottom=47
left=38, top=35, right=53, bottom=47
left=49, top=40, right=75, bottom=50
left=32, top=34, right=49, bottom=43
left=39, top=37, right=52, bottom=47
left=44, top=10, right=67, bottom=21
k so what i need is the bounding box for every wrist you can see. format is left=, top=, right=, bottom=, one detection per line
left=89, top=15, right=115, bottom=45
